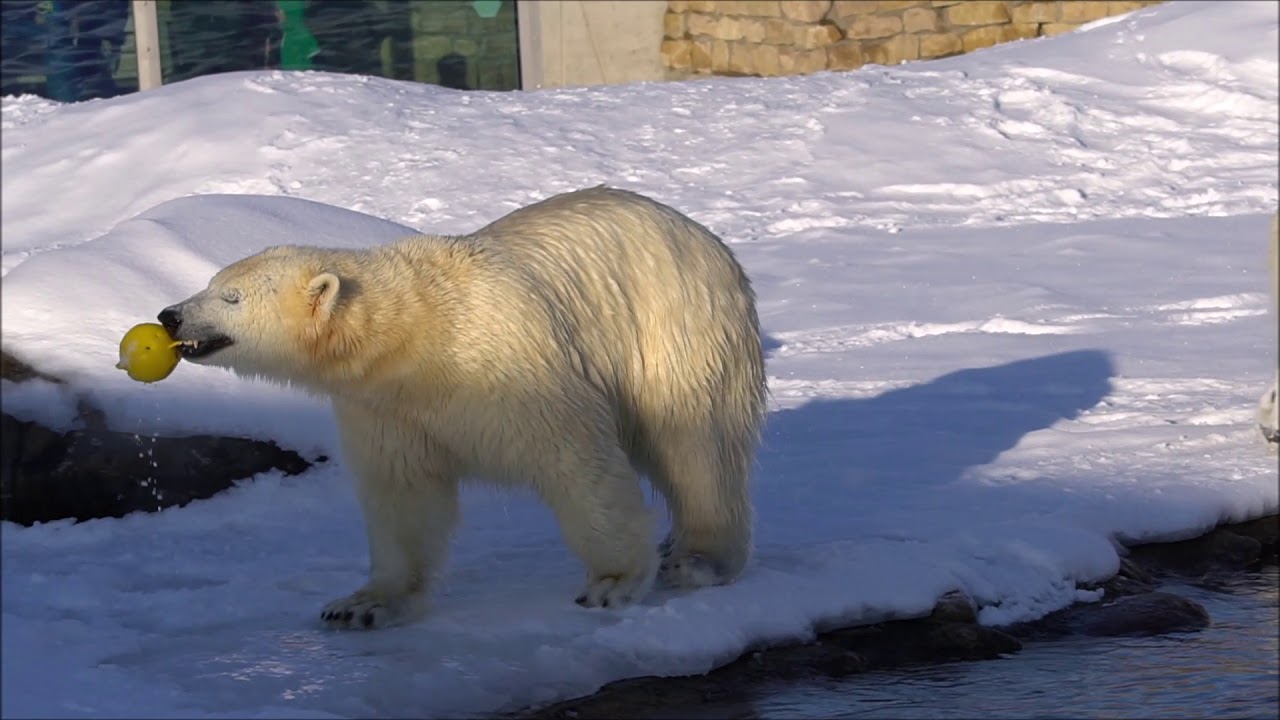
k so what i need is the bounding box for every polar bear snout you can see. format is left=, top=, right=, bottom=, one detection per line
left=158, top=305, right=183, bottom=335
left=156, top=303, right=235, bottom=361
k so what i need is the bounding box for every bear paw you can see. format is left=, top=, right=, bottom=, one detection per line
left=658, top=534, right=676, bottom=559
left=320, top=589, right=399, bottom=630
left=659, top=553, right=724, bottom=589
left=575, top=568, right=654, bottom=609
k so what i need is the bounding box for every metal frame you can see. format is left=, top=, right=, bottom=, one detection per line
left=131, top=0, right=162, bottom=90
left=515, top=0, right=541, bottom=90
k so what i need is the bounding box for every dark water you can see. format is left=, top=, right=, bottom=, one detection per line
left=753, top=567, right=1279, bottom=720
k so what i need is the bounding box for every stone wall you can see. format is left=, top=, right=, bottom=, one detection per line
left=661, top=1, right=1164, bottom=78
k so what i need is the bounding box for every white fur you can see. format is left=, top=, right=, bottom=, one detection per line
left=1258, top=213, right=1279, bottom=446
left=162, top=187, right=767, bottom=629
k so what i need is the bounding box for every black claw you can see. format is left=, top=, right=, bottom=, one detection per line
left=342, top=610, right=354, bottom=622
left=362, top=611, right=375, bottom=628
left=575, top=594, right=589, bottom=606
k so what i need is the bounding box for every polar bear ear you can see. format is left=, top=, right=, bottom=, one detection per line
left=307, top=272, right=341, bottom=321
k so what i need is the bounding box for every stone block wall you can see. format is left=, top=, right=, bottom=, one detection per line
left=661, top=1, right=1164, bottom=78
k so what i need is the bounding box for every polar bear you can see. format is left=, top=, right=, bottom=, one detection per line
left=1258, top=212, right=1279, bottom=445
left=158, top=187, right=768, bottom=629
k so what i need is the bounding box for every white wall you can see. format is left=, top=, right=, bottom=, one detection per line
left=518, top=1, right=667, bottom=90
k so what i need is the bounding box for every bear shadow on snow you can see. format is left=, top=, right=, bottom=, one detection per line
left=755, top=348, right=1117, bottom=507
left=761, top=333, right=783, bottom=359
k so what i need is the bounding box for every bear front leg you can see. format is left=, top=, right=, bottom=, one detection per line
left=323, top=402, right=459, bottom=630
left=534, top=436, right=657, bottom=609
left=319, top=481, right=457, bottom=629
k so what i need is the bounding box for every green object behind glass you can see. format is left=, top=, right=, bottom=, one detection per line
left=276, top=0, right=318, bottom=70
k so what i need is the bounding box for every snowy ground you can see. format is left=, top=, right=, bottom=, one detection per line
left=2, top=1, right=1277, bottom=718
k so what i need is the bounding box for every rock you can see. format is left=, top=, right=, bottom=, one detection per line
left=929, top=589, right=979, bottom=624
left=518, top=517, right=1275, bottom=719
left=1, top=347, right=322, bottom=525
left=1129, top=528, right=1265, bottom=576
left=1098, top=572, right=1159, bottom=599
left=1221, top=516, right=1279, bottom=556
left=737, top=641, right=868, bottom=680
left=1077, top=557, right=1158, bottom=602
left=1071, top=592, right=1211, bottom=638
left=0, top=349, right=64, bottom=384
left=1009, top=588, right=1211, bottom=641
left=520, top=605, right=1016, bottom=719
left=1116, top=556, right=1156, bottom=585
left=810, top=646, right=868, bottom=677
left=520, top=665, right=758, bottom=720
left=1, top=412, right=318, bottom=525
left=827, top=615, right=1022, bottom=666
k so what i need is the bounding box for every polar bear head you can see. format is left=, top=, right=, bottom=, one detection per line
left=158, top=245, right=355, bottom=388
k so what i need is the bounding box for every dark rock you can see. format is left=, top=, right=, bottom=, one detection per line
left=1077, top=557, right=1158, bottom=601
left=1116, top=557, right=1155, bottom=585
left=1221, top=516, right=1279, bottom=556
left=515, top=521, right=1280, bottom=720
left=731, top=641, right=868, bottom=681
left=1, top=411, right=317, bottom=525
left=1, top=348, right=320, bottom=524
left=1008, top=588, right=1211, bottom=641
left=524, top=674, right=758, bottom=720
left=810, top=647, right=868, bottom=678
left=520, top=639, right=872, bottom=720
left=0, top=349, right=64, bottom=384
left=1071, top=592, right=1211, bottom=638
left=1097, top=572, right=1159, bottom=599
left=521, top=616, right=1019, bottom=720
left=520, top=601, right=1017, bottom=720
left=1129, top=528, right=1265, bottom=576
left=516, top=517, right=1275, bottom=719
left=929, top=589, right=979, bottom=624
left=827, top=616, right=1022, bottom=666
left=818, top=590, right=1018, bottom=668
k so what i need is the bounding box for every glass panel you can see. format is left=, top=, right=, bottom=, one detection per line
left=403, top=0, right=520, bottom=90
left=156, top=0, right=280, bottom=85
left=1, top=0, right=139, bottom=102
left=2, top=0, right=521, bottom=100
left=155, top=0, right=519, bottom=91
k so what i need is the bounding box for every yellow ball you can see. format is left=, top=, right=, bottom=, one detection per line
left=116, top=323, right=182, bottom=383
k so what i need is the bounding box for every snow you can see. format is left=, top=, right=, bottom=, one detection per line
left=1, top=1, right=1276, bottom=717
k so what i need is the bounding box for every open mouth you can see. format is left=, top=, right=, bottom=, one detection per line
left=176, top=335, right=234, bottom=359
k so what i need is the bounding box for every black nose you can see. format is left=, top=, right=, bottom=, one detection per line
left=158, top=306, right=183, bottom=335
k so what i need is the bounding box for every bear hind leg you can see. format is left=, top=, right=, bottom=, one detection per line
left=537, top=441, right=657, bottom=609
left=649, top=427, right=754, bottom=589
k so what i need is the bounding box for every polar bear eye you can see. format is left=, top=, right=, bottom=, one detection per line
left=221, top=290, right=242, bottom=305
